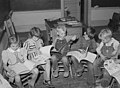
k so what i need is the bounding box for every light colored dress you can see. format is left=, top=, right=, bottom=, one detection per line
left=2, top=48, right=30, bottom=75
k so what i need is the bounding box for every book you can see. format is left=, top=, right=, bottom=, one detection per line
left=40, top=45, right=53, bottom=58
left=23, top=60, right=36, bottom=71
left=9, top=63, right=30, bottom=75
left=104, top=59, right=120, bottom=84
left=67, top=50, right=97, bottom=63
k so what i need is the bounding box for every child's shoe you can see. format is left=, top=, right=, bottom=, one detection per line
left=63, top=71, right=69, bottom=78
left=43, top=80, right=55, bottom=88
left=53, top=68, right=59, bottom=78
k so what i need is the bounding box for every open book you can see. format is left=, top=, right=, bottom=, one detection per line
left=104, top=59, right=120, bottom=84
left=66, top=49, right=97, bottom=63
left=39, top=45, right=53, bottom=58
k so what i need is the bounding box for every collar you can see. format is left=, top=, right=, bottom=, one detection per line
left=8, top=48, right=20, bottom=53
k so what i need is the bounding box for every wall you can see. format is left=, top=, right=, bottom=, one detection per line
left=90, top=7, right=120, bottom=26
left=64, top=0, right=80, bottom=21
left=12, top=10, right=61, bottom=32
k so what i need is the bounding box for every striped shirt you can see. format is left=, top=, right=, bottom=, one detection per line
left=23, top=38, right=43, bottom=60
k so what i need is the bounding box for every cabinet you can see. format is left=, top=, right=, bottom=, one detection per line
left=45, top=18, right=83, bottom=49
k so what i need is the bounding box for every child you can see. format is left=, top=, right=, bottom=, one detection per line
left=2, top=35, right=38, bottom=88
left=51, top=25, right=76, bottom=78
left=69, top=27, right=97, bottom=75
left=93, top=28, right=120, bottom=87
left=23, top=27, right=53, bottom=86
left=67, top=27, right=97, bottom=87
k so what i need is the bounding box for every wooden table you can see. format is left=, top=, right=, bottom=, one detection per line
left=44, top=18, right=83, bottom=50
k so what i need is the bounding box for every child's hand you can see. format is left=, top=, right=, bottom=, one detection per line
left=20, top=58, right=25, bottom=63
left=9, top=70, right=16, bottom=77
left=84, top=34, right=90, bottom=40
left=100, top=54, right=106, bottom=61
left=72, top=35, right=77, bottom=41
left=114, top=59, right=120, bottom=64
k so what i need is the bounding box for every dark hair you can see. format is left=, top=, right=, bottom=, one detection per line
left=88, top=27, right=96, bottom=34
left=8, top=34, right=20, bottom=47
left=29, top=27, right=42, bottom=38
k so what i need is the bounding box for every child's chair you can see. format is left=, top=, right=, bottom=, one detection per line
left=57, top=57, right=73, bottom=78
left=4, top=11, right=16, bottom=37
left=2, top=62, right=33, bottom=87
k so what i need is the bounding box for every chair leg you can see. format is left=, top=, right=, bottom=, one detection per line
left=109, top=78, right=116, bottom=88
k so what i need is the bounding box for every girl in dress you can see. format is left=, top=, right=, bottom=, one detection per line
left=2, top=34, right=38, bottom=88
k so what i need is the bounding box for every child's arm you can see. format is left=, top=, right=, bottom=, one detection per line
left=111, top=41, right=120, bottom=58
left=2, top=51, right=16, bottom=76
left=65, top=35, right=77, bottom=42
left=2, top=51, right=11, bottom=72
left=96, top=42, right=106, bottom=60
left=90, top=39, right=97, bottom=52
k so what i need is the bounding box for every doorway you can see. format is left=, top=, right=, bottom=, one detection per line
left=80, top=0, right=89, bottom=26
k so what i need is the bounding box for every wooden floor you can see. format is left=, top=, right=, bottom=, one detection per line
left=16, top=26, right=120, bottom=88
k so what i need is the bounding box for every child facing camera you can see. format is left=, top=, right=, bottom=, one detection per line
left=51, top=24, right=77, bottom=78
left=2, top=35, right=38, bottom=88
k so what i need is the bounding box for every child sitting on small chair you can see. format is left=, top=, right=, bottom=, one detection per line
left=51, top=24, right=76, bottom=78
left=68, top=27, right=97, bottom=77
left=93, top=28, right=120, bottom=87
left=23, top=27, right=53, bottom=87
left=2, top=35, right=38, bottom=88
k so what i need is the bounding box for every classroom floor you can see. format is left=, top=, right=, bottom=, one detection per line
left=16, top=26, right=120, bottom=88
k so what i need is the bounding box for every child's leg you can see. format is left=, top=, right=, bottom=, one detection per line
left=29, top=68, right=38, bottom=88
left=87, top=62, right=95, bottom=87
left=15, top=75, right=24, bottom=88
left=93, top=57, right=103, bottom=77
left=43, top=59, right=51, bottom=81
left=100, top=69, right=112, bottom=87
left=71, top=56, right=84, bottom=76
left=51, top=55, right=58, bottom=71
left=51, top=55, right=59, bottom=77
left=61, top=56, right=69, bottom=77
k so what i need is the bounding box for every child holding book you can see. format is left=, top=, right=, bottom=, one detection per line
left=94, top=28, right=120, bottom=87
left=51, top=24, right=76, bottom=78
left=2, top=35, right=38, bottom=88
left=23, top=27, right=53, bottom=86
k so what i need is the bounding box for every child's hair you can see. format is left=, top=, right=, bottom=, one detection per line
left=88, top=27, right=96, bottom=35
left=98, top=28, right=112, bottom=39
left=29, top=27, right=42, bottom=38
left=56, top=24, right=67, bottom=35
left=8, top=34, right=20, bottom=47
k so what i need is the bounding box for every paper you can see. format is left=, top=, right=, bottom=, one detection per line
left=23, top=60, right=36, bottom=71
left=0, top=74, right=12, bottom=88
left=67, top=50, right=97, bottom=63
left=40, top=45, right=53, bottom=58
left=9, top=63, right=30, bottom=75
left=34, top=54, right=49, bottom=64
left=104, top=59, right=120, bottom=84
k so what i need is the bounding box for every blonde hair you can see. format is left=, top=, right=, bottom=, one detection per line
left=8, top=34, right=20, bottom=47
left=99, top=28, right=112, bottom=39
left=56, top=24, right=67, bottom=33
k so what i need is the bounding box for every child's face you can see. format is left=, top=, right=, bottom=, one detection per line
left=10, top=43, right=19, bottom=51
left=57, top=28, right=66, bottom=38
left=101, top=36, right=111, bottom=43
left=32, top=36, right=39, bottom=41
left=86, top=28, right=91, bottom=35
